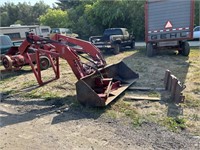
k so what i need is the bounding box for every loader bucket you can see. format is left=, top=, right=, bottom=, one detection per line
left=76, top=61, right=139, bottom=107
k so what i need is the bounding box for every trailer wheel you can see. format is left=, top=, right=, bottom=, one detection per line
left=113, top=44, right=120, bottom=54
left=39, top=56, right=50, bottom=70
left=181, top=41, right=190, bottom=56
left=146, top=43, right=155, bottom=57
left=1, top=55, right=13, bottom=70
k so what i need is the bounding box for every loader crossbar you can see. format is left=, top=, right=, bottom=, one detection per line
left=4, top=33, right=139, bottom=106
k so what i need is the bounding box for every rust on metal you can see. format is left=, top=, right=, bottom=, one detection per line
left=164, top=70, right=186, bottom=103
left=76, top=61, right=139, bottom=107
left=0, top=33, right=139, bottom=107
left=164, top=69, right=171, bottom=90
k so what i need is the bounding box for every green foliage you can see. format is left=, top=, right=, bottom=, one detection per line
left=61, top=0, right=145, bottom=40
left=184, top=94, right=200, bottom=108
left=148, top=91, right=160, bottom=97
left=107, top=100, right=143, bottom=127
left=106, top=110, right=118, bottom=119
left=39, top=9, right=69, bottom=28
left=161, top=117, right=187, bottom=132
left=194, top=0, right=200, bottom=26
left=0, top=1, right=49, bottom=26
left=23, top=89, right=60, bottom=100
left=1, top=0, right=198, bottom=40
left=124, top=109, right=143, bottom=127
left=56, top=0, right=83, bottom=10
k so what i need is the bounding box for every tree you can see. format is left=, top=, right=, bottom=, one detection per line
left=31, top=1, right=50, bottom=24
left=54, top=0, right=144, bottom=40
left=0, top=1, right=50, bottom=26
left=0, top=2, right=19, bottom=26
left=0, top=12, right=9, bottom=26
left=39, top=9, right=69, bottom=28
left=194, top=0, right=199, bottom=26
left=56, top=0, right=82, bottom=10
left=51, top=0, right=146, bottom=40
left=17, top=2, right=33, bottom=25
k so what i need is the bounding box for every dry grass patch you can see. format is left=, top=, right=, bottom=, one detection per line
left=0, top=48, right=200, bottom=135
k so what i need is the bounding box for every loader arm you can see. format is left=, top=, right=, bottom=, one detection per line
left=50, top=34, right=106, bottom=68
left=17, top=32, right=106, bottom=81
left=12, top=33, right=139, bottom=107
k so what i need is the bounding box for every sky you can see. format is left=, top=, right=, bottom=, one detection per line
left=0, top=0, right=58, bottom=7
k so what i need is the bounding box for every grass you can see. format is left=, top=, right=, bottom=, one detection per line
left=160, top=117, right=187, bottom=132
left=190, top=114, right=200, bottom=121
left=184, top=94, right=200, bottom=108
left=148, top=91, right=160, bottom=97
left=21, top=80, right=37, bottom=88
left=106, top=110, right=118, bottom=119
left=105, top=100, right=144, bottom=127
left=0, top=48, right=200, bottom=134
left=22, top=89, right=60, bottom=100
left=0, top=76, right=18, bottom=84
left=124, top=109, right=144, bottom=127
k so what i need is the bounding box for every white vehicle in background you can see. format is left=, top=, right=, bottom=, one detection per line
left=0, top=25, right=51, bottom=41
left=193, top=26, right=200, bottom=39
left=50, top=28, right=79, bottom=38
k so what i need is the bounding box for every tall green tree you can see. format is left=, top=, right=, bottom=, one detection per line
left=39, top=9, right=69, bottom=28
left=56, top=0, right=145, bottom=40
left=56, top=0, right=82, bottom=10
left=194, top=0, right=199, bottom=27
left=0, top=2, right=19, bottom=26
left=0, top=1, right=49, bottom=26
left=31, top=1, right=50, bottom=24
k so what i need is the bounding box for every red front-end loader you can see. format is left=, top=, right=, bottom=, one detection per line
left=1, top=32, right=139, bottom=106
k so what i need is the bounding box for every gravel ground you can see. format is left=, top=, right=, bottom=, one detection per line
left=0, top=96, right=200, bottom=150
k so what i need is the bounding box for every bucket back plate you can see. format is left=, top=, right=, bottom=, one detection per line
left=76, top=61, right=139, bottom=107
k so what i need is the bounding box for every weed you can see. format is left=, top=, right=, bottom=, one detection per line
left=111, top=100, right=131, bottom=113
left=149, top=112, right=157, bottom=116
left=106, top=110, right=118, bottom=119
left=21, top=80, right=37, bottom=88
left=191, top=114, right=200, bottom=121
left=22, top=89, right=60, bottom=100
left=0, top=76, right=17, bottom=83
left=1, top=90, right=16, bottom=96
left=161, top=117, right=187, bottom=132
left=108, top=100, right=143, bottom=127
left=184, top=94, right=200, bottom=108
left=192, top=87, right=200, bottom=94
left=148, top=91, right=160, bottom=97
left=124, top=109, right=137, bottom=118
left=131, top=116, right=144, bottom=127
left=124, top=109, right=143, bottom=127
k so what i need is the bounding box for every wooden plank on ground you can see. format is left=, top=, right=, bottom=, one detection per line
left=124, top=95, right=161, bottom=101
left=128, top=86, right=165, bottom=91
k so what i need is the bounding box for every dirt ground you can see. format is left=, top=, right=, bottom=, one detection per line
left=0, top=47, right=200, bottom=150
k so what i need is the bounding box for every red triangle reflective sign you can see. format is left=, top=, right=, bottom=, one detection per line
left=165, top=21, right=173, bottom=28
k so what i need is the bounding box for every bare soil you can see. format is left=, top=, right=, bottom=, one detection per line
left=0, top=48, right=200, bottom=150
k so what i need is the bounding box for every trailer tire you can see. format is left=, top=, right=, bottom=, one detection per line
left=113, top=44, right=120, bottom=54
left=39, top=56, right=50, bottom=70
left=181, top=41, right=190, bottom=56
left=1, top=55, right=13, bottom=70
left=146, top=43, right=155, bottom=57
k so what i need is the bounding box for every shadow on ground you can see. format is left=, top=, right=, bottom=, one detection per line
left=0, top=47, right=191, bottom=127
left=0, top=92, right=107, bottom=127
left=0, top=68, right=33, bottom=80
left=103, top=47, right=190, bottom=118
